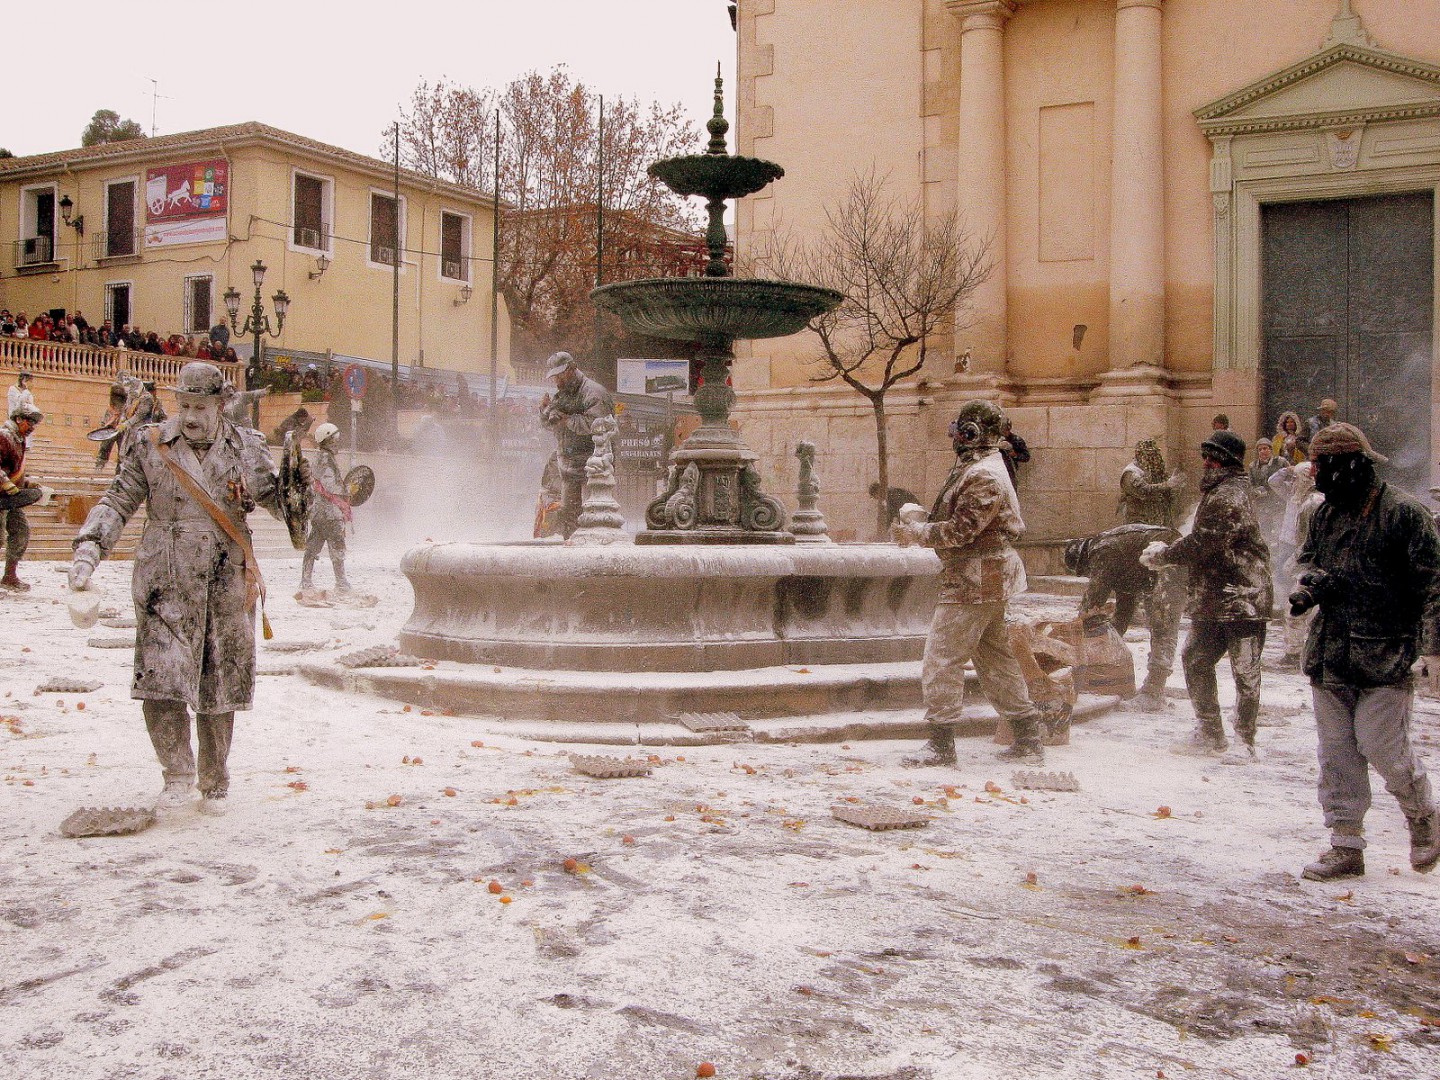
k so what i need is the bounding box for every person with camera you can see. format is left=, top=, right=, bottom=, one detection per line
left=1142, top=430, right=1272, bottom=756
left=1291, top=422, right=1440, bottom=881
left=892, top=400, right=1051, bottom=766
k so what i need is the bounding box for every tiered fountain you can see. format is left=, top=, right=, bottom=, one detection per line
left=299, top=75, right=1023, bottom=740
left=593, top=69, right=841, bottom=543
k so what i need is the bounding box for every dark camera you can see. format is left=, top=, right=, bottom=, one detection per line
left=1288, top=569, right=1334, bottom=617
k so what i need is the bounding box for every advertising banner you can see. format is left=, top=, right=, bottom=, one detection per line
left=144, top=159, right=228, bottom=248
left=616, top=358, right=690, bottom=398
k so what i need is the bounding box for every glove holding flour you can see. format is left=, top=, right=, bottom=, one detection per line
left=1138, top=540, right=1170, bottom=571
left=890, top=503, right=929, bottom=547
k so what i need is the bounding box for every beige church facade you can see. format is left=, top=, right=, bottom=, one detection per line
left=730, top=0, right=1440, bottom=559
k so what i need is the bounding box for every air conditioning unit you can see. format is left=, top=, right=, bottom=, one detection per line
left=375, top=245, right=396, bottom=266
left=297, top=226, right=322, bottom=249
left=443, top=260, right=463, bottom=279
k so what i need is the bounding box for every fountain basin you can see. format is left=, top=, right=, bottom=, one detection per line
left=647, top=154, right=783, bottom=200
left=591, top=278, right=842, bottom=342
left=396, top=541, right=941, bottom=672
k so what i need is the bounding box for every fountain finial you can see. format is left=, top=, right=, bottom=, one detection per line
left=706, top=64, right=729, bottom=156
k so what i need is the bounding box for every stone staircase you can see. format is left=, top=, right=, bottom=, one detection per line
left=19, top=436, right=299, bottom=562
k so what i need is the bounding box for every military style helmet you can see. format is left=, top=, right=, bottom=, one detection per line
left=949, top=399, right=1007, bottom=447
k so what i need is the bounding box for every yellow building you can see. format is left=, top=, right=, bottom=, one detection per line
left=0, top=121, right=509, bottom=385
left=732, top=0, right=1440, bottom=552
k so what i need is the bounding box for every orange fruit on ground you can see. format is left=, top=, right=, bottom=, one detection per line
left=487, top=880, right=503, bottom=894
left=562, top=858, right=579, bottom=873
left=622, top=835, right=636, bottom=845
left=697, top=1064, right=716, bottom=1078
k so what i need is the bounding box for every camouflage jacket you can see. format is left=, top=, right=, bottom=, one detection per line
left=541, top=374, right=613, bottom=466
left=922, top=447, right=1028, bottom=604
left=1158, top=468, right=1273, bottom=621
left=1299, top=482, right=1440, bottom=688
left=1119, top=462, right=1179, bottom=526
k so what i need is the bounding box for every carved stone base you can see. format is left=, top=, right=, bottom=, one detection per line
left=642, top=443, right=788, bottom=542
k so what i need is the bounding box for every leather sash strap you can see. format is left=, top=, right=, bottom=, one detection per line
left=150, top=428, right=273, bottom=640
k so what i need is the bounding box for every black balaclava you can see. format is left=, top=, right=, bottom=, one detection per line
left=1314, top=451, right=1375, bottom=511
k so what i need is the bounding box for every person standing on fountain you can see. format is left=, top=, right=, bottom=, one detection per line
left=892, top=400, right=1050, bottom=766
left=67, top=362, right=287, bottom=817
left=538, top=352, right=614, bottom=539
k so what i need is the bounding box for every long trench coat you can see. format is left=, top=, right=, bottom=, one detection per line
left=74, top=416, right=283, bottom=712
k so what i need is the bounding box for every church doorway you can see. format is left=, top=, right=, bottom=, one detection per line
left=1261, top=191, right=1435, bottom=497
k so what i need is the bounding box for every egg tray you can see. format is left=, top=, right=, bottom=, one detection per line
left=36, top=678, right=103, bottom=694
left=673, top=711, right=751, bottom=734
left=60, top=806, right=157, bottom=838
left=830, top=804, right=930, bottom=831
left=99, top=617, right=136, bottom=629
left=569, top=754, right=652, bottom=779
left=1010, top=770, right=1081, bottom=792
left=87, top=637, right=135, bottom=650
left=337, top=645, right=424, bottom=669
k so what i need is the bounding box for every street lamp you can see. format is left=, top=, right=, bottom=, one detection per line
left=224, top=260, right=291, bottom=426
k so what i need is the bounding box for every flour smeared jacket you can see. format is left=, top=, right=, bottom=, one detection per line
left=1299, top=482, right=1440, bottom=688
left=73, top=417, right=283, bottom=712
left=1157, top=468, right=1273, bottom=621
left=543, top=373, right=613, bottom=468
left=922, top=447, right=1028, bottom=604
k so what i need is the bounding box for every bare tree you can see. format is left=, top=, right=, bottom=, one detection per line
left=389, top=66, right=701, bottom=373
left=764, top=171, right=991, bottom=538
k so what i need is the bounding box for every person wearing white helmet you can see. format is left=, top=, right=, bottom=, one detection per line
left=301, top=422, right=352, bottom=595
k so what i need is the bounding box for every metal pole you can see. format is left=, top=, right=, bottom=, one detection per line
left=391, top=122, right=401, bottom=443
left=594, top=95, right=604, bottom=380
left=488, top=108, right=500, bottom=410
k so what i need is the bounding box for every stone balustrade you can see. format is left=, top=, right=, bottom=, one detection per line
left=0, top=337, right=239, bottom=387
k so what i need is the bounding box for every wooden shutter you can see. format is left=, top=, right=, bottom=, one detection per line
left=371, top=194, right=398, bottom=263
left=107, top=181, right=135, bottom=256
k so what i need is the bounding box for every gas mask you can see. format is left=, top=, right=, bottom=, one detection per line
left=1314, top=452, right=1375, bottom=511
left=948, top=418, right=983, bottom=453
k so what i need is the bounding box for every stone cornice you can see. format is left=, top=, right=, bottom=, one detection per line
left=1194, top=43, right=1440, bottom=127
left=1116, top=0, right=1164, bottom=11
left=1198, top=101, right=1440, bottom=138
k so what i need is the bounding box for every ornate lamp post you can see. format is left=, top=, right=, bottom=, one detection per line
left=223, top=260, right=290, bottom=426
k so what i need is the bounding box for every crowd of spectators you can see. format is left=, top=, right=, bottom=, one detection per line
left=0, top=307, right=246, bottom=363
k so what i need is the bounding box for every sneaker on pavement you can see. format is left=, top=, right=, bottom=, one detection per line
left=196, top=795, right=230, bottom=817
left=1407, top=810, right=1440, bottom=873
left=996, top=742, right=1045, bottom=765
left=1128, top=689, right=1169, bottom=713
left=1171, top=726, right=1227, bottom=756
left=154, top=784, right=196, bottom=814
left=1302, top=846, right=1365, bottom=882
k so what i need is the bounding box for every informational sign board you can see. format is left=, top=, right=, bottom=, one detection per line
left=617, top=358, right=690, bottom=398
left=144, top=159, right=228, bottom=248
left=343, top=363, right=368, bottom=401
left=615, top=431, right=667, bottom=465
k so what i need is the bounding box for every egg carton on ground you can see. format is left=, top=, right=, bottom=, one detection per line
left=36, top=677, right=103, bottom=694
left=830, top=803, right=930, bottom=831
left=673, top=711, right=751, bottom=734
left=87, top=636, right=135, bottom=650
left=99, top=617, right=136, bottom=629
left=1010, top=770, right=1081, bottom=792
left=265, top=639, right=332, bottom=654
left=60, top=806, right=156, bottom=838
left=337, top=645, right=424, bottom=669
left=569, top=754, right=652, bottom=779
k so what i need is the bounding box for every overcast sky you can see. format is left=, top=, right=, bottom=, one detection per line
left=5, top=1, right=737, bottom=160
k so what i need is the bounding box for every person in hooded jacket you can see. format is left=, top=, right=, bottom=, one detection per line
left=1291, top=422, right=1440, bottom=882
left=1144, top=430, right=1273, bottom=756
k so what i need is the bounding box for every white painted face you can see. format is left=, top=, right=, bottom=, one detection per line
left=178, top=398, right=222, bottom=443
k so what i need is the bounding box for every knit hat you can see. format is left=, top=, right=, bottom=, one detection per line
left=1200, top=429, right=1246, bottom=467
left=1309, top=421, right=1389, bottom=463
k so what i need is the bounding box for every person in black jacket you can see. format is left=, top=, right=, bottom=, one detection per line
left=1292, top=422, right=1440, bottom=881
left=1144, top=430, right=1273, bottom=755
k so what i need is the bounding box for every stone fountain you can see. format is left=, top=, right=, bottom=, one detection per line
left=296, top=75, right=1119, bottom=742
left=593, top=69, right=841, bottom=543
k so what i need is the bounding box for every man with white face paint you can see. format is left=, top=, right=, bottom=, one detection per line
left=69, top=362, right=286, bottom=816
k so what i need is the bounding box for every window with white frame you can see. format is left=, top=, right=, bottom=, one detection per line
left=369, top=192, right=404, bottom=267
left=440, top=211, right=470, bottom=281
left=19, top=183, right=57, bottom=265
left=183, top=274, right=213, bottom=334
left=292, top=170, right=333, bottom=252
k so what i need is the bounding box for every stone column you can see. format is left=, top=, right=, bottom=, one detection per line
left=948, top=0, right=1016, bottom=375
left=1108, top=0, right=1166, bottom=371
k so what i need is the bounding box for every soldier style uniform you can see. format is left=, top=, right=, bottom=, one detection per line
left=0, top=403, right=43, bottom=591
left=539, top=352, right=614, bottom=539
left=71, top=363, right=285, bottom=814
left=896, top=401, right=1049, bottom=765
left=1151, top=430, right=1273, bottom=755
left=301, top=423, right=352, bottom=593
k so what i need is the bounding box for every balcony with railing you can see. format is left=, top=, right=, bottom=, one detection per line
left=0, top=336, right=240, bottom=386
left=93, top=228, right=144, bottom=262
left=13, top=235, right=56, bottom=270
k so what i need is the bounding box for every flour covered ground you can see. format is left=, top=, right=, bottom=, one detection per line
left=3, top=550, right=1439, bottom=1080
